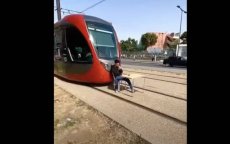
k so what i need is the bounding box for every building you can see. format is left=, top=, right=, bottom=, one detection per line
left=148, top=32, right=174, bottom=50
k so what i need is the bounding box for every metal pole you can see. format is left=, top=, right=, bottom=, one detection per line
left=177, top=10, right=183, bottom=56
left=56, top=0, right=61, bottom=21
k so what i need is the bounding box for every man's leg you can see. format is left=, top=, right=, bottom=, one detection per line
left=122, top=77, right=134, bottom=92
left=115, top=76, right=123, bottom=92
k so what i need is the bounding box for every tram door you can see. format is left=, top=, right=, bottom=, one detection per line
left=54, top=27, right=68, bottom=75
left=63, top=24, right=93, bottom=74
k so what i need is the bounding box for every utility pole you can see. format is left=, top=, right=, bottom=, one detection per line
left=56, top=0, right=61, bottom=21
left=176, top=5, right=187, bottom=57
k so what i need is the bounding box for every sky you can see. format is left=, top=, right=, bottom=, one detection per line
left=54, top=0, right=187, bottom=42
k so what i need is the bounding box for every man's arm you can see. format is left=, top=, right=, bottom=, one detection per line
left=111, top=65, right=122, bottom=77
left=118, top=67, right=123, bottom=75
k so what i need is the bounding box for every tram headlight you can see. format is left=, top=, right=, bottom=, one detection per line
left=100, top=61, right=110, bottom=71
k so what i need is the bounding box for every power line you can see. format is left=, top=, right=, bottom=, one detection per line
left=54, top=0, right=107, bottom=17
left=54, top=7, right=81, bottom=13
left=80, top=0, right=106, bottom=13
left=62, top=8, right=81, bottom=13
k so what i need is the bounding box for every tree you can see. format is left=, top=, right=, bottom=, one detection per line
left=180, top=31, right=187, bottom=44
left=168, top=38, right=179, bottom=49
left=137, top=39, right=145, bottom=51
left=140, top=33, right=158, bottom=49
left=180, top=31, right=187, bottom=39
left=120, top=37, right=138, bottom=52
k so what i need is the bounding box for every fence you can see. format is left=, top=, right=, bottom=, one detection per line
left=121, top=50, right=174, bottom=61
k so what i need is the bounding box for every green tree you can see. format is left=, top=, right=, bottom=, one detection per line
left=180, top=31, right=187, bottom=44
left=140, top=33, right=158, bottom=49
left=137, top=39, right=145, bottom=51
left=120, top=37, right=138, bottom=52
left=168, top=38, right=179, bottom=49
left=180, top=31, right=187, bottom=39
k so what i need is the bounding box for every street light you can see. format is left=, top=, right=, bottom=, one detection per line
left=176, top=5, right=187, bottom=56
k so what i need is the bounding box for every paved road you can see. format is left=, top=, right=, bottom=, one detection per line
left=54, top=59, right=187, bottom=144
left=55, top=77, right=186, bottom=144
left=121, top=59, right=187, bottom=74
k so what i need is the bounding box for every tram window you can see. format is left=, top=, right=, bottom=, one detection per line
left=55, top=29, right=62, bottom=46
left=54, top=30, right=62, bottom=59
left=86, top=22, right=118, bottom=60
left=65, top=26, right=93, bottom=63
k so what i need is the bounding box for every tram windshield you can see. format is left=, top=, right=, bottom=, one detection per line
left=86, top=21, right=118, bottom=60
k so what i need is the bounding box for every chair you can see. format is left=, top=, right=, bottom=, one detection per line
left=112, top=73, right=128, bottom=92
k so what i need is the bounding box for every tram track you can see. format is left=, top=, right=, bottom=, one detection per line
left=91, top=85, right=187, bottom=125
left=124, top=69, right=186, bottom=80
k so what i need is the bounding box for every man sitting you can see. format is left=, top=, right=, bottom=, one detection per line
left=111, top=59, right=134, bottom=93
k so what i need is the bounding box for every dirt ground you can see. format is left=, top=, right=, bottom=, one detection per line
left=54, top=84, right=151, bottom=144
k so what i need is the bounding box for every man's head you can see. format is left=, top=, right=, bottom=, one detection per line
left=114, top=59, right=120, bottom=67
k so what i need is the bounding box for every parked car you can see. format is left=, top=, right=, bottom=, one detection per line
left=163, top=56, right=187, bottom=67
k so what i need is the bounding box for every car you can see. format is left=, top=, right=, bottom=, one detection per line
left=163, top=56, right=187, bottom=67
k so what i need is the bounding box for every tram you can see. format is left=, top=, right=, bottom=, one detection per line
left=54, top=14, right=121, bottom=83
